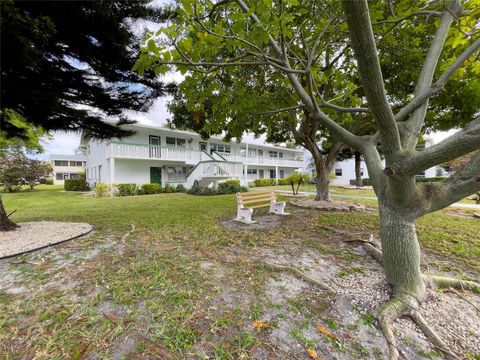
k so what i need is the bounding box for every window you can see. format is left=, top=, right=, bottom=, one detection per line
left=259, top=169, right=264, bottom=178
left=279, top=152, right=283, bottom=159
left=269, top=169, right=276, bottom=178
left=360, top=168, right=364, bottom=176
left=335, top=168, right=342, bottom=176
left=70, top=173, right=81, bottom=179
left=56, top=173, right=63, bottom=180
left=240, top=147, right=246, bottom=156
left=176, top=138, right=186, bottom=147
left=211, top=143, right=231, bottom=153
left=54, top=160, right=69, bottom=166
left=70, top=161, right=83, bottom=167
left=258, top=150, right=263, bottom=157
left=268, top=151, right=278, bottom=158
left=279, top=170, right=285, bottom=178
left=248, top=148, right=257, bottom=157
left=167, top=137, right=187, bottom=147
left=247, top=169, right=257, bottom=175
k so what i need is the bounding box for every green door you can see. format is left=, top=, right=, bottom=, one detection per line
left=150, top=167, right=162, bottom=184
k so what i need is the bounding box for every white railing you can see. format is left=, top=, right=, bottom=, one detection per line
left=221, top=153, right=303, bottom=167
left=110, top=142, right=201, bottom=163
left=186, top=161, right=243, bottom=187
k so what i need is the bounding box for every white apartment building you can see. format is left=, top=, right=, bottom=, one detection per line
left=79, top=123, right=303, bottom=188
left=49, top=154, right=86, bottom=185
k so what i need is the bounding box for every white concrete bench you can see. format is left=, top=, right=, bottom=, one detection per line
left=235, top=190, right=289, bottom=224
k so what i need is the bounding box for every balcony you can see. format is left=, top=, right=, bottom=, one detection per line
left=110, top=141, right=202, bottom=163
left=221, top=153, right=303, bottom=167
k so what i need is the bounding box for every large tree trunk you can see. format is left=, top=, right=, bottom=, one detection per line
left=379, top=205, right=425, bottom=298
left=315, top=166, right=330, bottom=201
left=0, top=194, right=19, bottom=231
left=354, top=151, right=363, bottom=187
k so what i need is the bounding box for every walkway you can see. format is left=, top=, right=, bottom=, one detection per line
left=275, top=190, right=480, bottom=210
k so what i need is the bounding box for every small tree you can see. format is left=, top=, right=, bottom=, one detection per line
left=286, top=172, right=309, bottom=195
left=24, top=160, right=52, bottom=190
left=0, top=150, right=26, bottom=192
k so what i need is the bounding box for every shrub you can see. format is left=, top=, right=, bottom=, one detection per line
left=218, top=181, right=244, bottom=194
left=176, top=184, right=187, bottom=193
left=64, top=179, right=89, bottom=191
left=163, top=183, right=176, bottom=193
left=277, top=178, right=289, bottom=185
left=350, top=178, right=372, bottom=186
left=253, top=178, right=276, bottom=187
left=39, top=178, right=54, bottom=185
left=140, top=183, right=162, bottom=195
left=116, top=183, right=137, bottom=196
left=284, top=172, right=310, bottom=194
left=188, top=183, right=247, bottom=196
left=95, top=183, right=110, bottom=197
left=224, top=179, right=240, bottom=186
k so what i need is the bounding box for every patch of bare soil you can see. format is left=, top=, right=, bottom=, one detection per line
left=291, top=199, right=369, bottom=212
left=219, top=213, right=288, bottom=229
left=447, top=208, right=480, bottom=219
left=247, top=246, right=480, bottom=359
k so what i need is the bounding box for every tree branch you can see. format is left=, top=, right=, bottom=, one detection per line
left=402, top=1, right=458, bottom=150
left=403, top=116, right=480, bottom=176
left=318, top=103, right=370, bottom=113
left=343, top=0, right=401, bottom=155
left=251, top=105, right=303, bottom=116
left=395, top=37, right=480, bottom=122
left=417, top=151, right=480, bottom=216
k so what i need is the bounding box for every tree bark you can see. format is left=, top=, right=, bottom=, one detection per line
left=315, top=166, right=330, bottom=201
left=354, top=151, right=363, bottom=187
left=0, top=194, right=19, bottom=231
left=379, top=204, right=426, bottom=298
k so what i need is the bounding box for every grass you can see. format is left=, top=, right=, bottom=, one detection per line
left=1, top=185, right=479, bottom=358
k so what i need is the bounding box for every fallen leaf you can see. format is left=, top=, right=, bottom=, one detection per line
left=103, top=311, right=119, bottom=322
left=306, top=348, right=322, bottom=360
left=252, top=320, right=269, bottom=331
left=316, top=325, right=338, bottom=340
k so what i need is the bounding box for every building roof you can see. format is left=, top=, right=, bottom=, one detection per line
left=48, top=154, right=86, bottom=161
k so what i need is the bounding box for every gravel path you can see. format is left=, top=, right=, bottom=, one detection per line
left=0, top=221, right=93, bottom=258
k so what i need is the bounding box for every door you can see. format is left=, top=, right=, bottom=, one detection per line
left=199, top=141, right=207, bottom=152
left=259, top=169, right=264, bottom=179
left=149, top=135, right=161, bottom=159
left=269, top=169, right=276, bottom=179
left=150, top=167, right=162, bottom=184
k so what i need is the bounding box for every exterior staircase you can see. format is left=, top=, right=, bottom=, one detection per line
left=186, top=151, right=243, bottom=187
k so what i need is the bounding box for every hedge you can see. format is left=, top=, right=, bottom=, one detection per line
left=139, top=183, right=162, bottom=195
left=253, top=178, right=276, bottom=187
left=277, top=178, right=289, bottom=185
left=188, top=183, right=248, bottom=196
left=64, top=179, right=89, bottom=191
left=349, top=178, right=372, bottom=186
left=116, top=183, right=137, bottom=196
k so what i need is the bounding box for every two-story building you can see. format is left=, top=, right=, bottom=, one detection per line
left=49, top=154, right=86, bottom=185
left=79, top=123, right=303, bottom=188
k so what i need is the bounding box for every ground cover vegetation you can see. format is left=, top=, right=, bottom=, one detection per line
left=1, top=187, right=479, bottom=359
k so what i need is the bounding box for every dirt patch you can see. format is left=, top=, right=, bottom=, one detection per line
left=291, top=199, right=368, bottom=212
left=219, top=213, right=288, bottom=229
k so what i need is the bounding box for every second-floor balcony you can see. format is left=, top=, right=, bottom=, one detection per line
left=109, top=141, right=303, bottom=167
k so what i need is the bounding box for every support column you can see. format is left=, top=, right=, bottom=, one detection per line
left=109, top=157, right=115, bottom=195
left=275, top=166, right=279, bottom=180
left=244, top=164, right=248, bottom=186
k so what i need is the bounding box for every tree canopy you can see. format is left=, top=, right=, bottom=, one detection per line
left=0, top=0, right=176, bottom=139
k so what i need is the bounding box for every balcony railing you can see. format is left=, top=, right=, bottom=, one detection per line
left=109, top=141, right=303, bottom=167
left=221, top=153, right=303, bottom=167
left=110, top=141, right=201, bottom=163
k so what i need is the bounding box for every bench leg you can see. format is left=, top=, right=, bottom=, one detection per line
left=269, top=202, right=289, bottom=215
left=235, top=207, right=256, bottom=224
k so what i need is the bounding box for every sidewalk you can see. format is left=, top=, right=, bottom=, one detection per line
left=274, top=190, right=480, bottom=210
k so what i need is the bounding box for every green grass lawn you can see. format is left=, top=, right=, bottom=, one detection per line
left=1, top=186, right=479, bottom=359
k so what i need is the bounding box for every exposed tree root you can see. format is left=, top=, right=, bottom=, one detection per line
left=121, top=223, right=136, bottom=244
left=263, top=262, right=336, bottom=294
left=378, top=296, right=410, bottom=360
left=364, top=242, right=383, bottom=265
left=409, top=311, right=459, bottom=360
left=423, top=274, right=480, bottom=292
